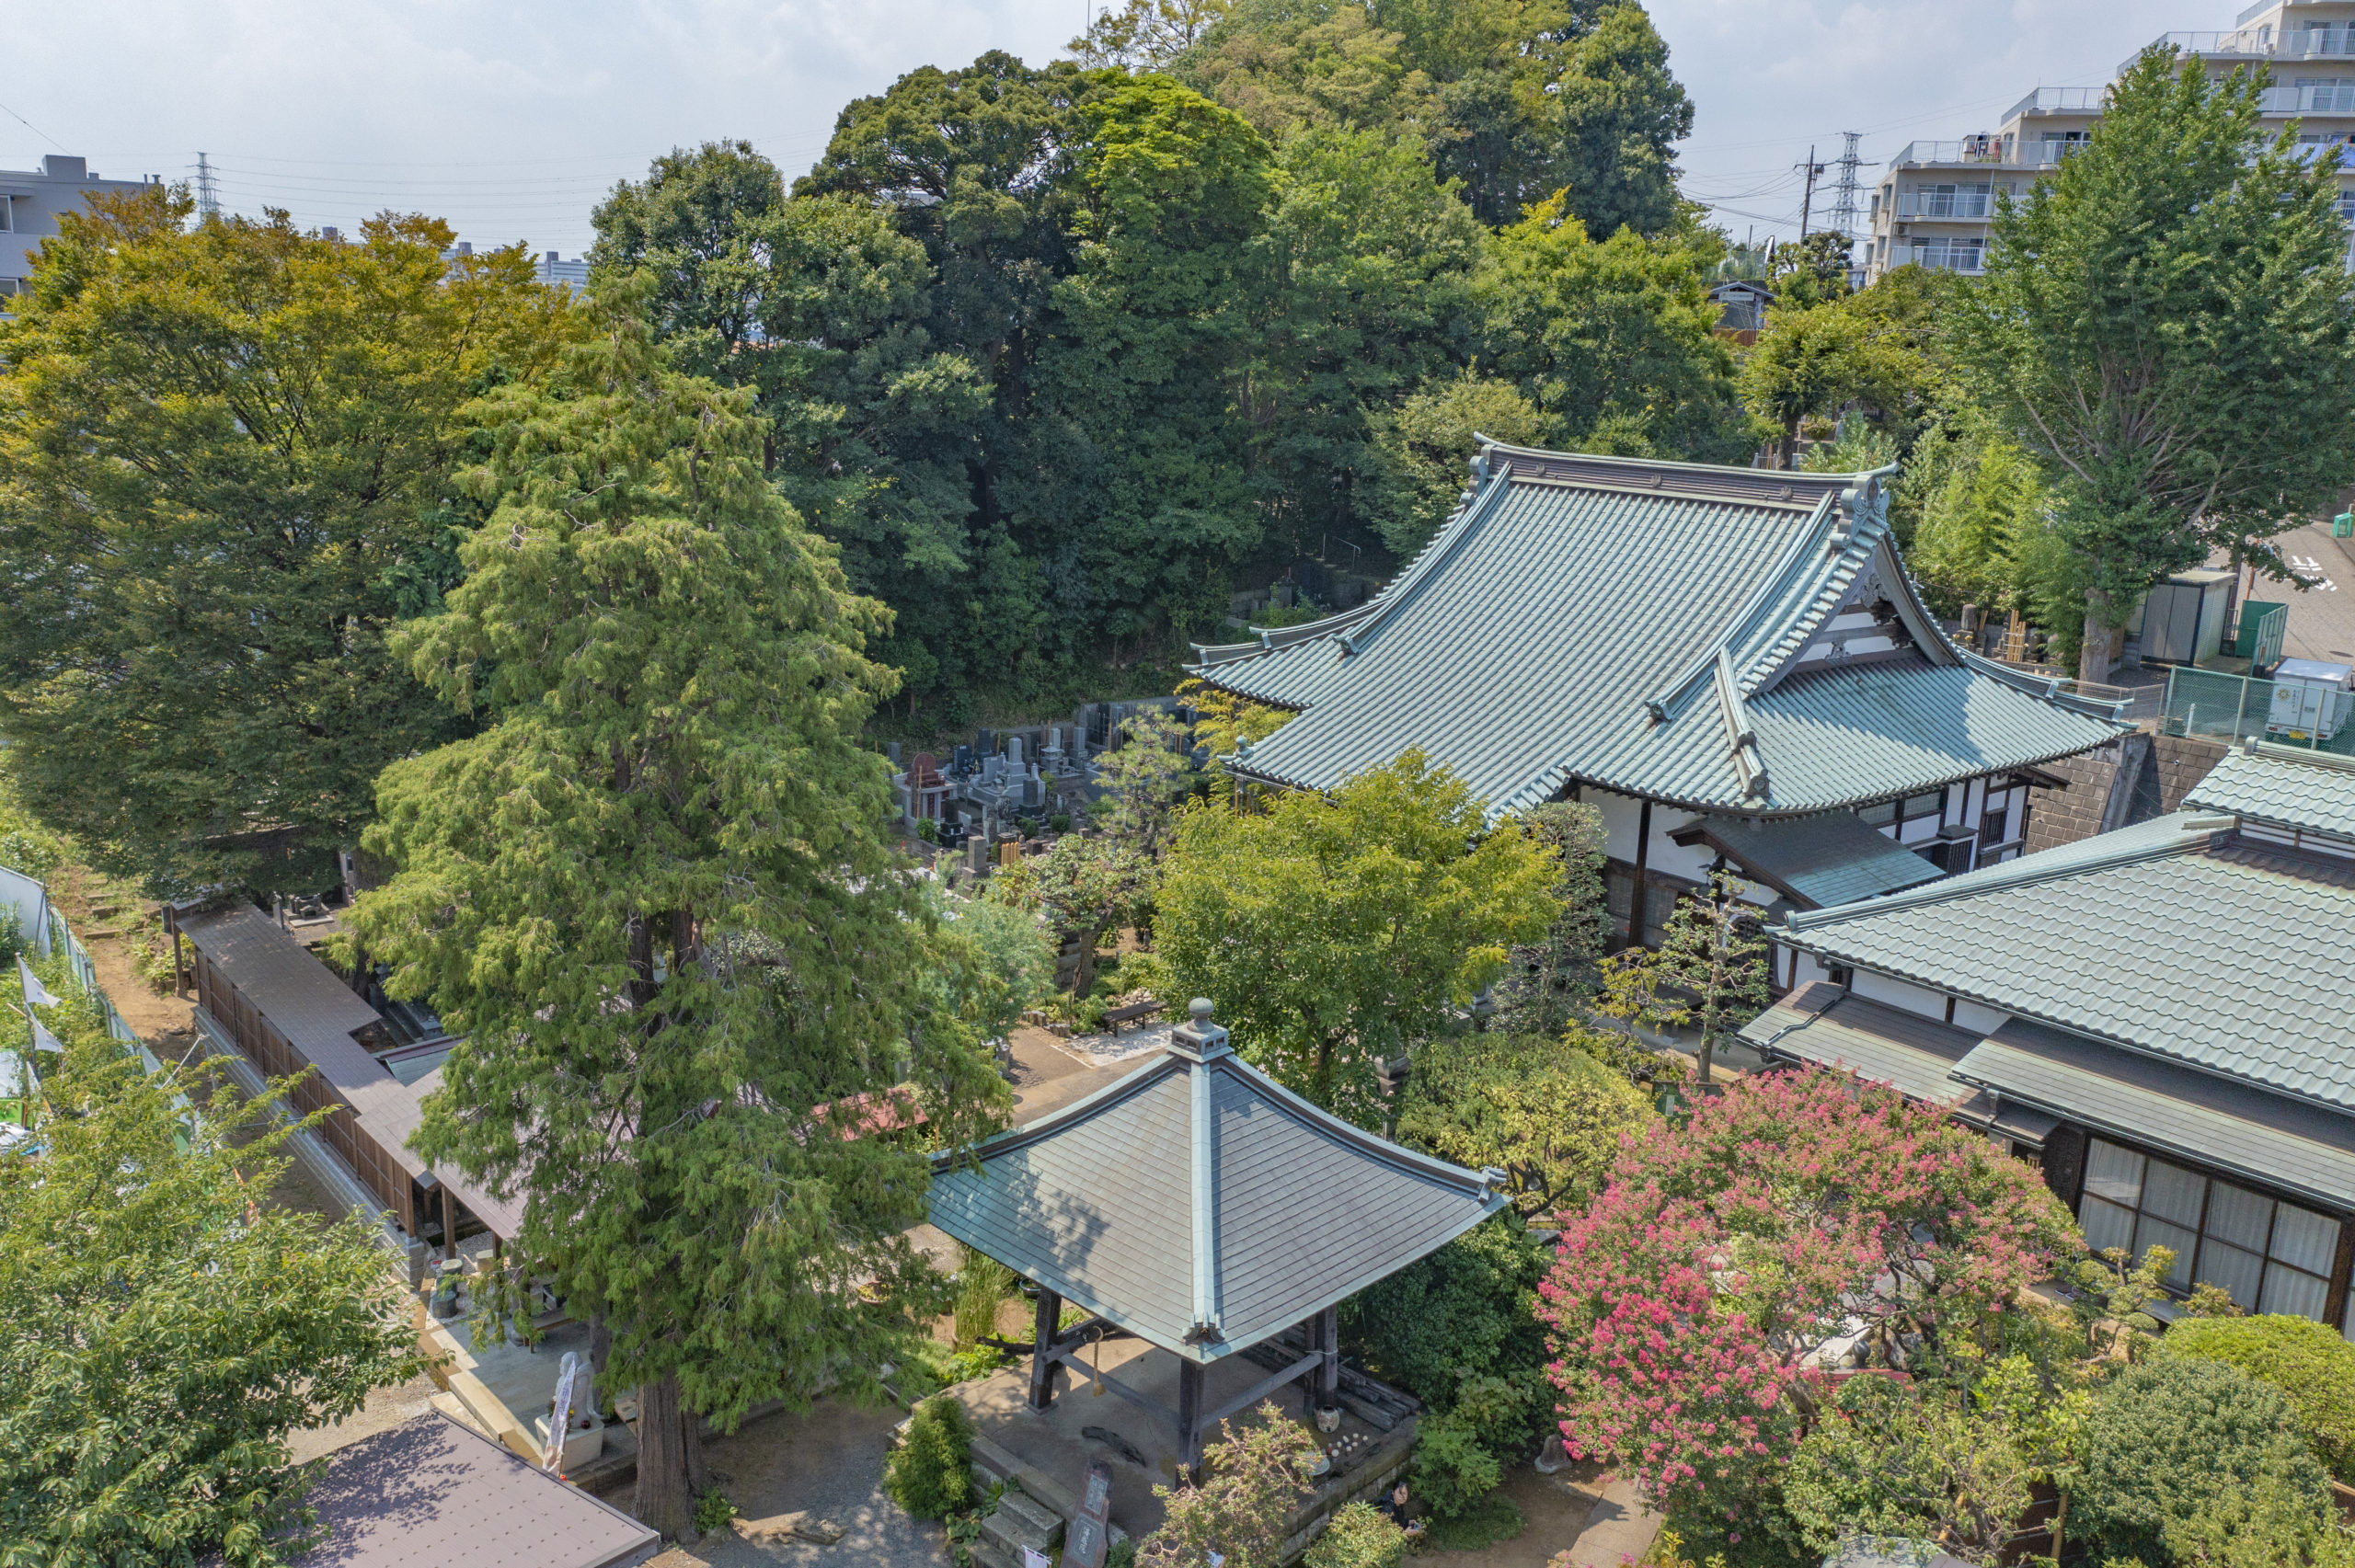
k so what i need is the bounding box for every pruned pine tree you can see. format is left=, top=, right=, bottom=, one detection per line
left=1597, top=866, right=1768, bottom=1085
left=351, top=292, right=1007, bottom=1540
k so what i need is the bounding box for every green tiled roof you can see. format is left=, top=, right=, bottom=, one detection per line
left=2186, top=740, right=2355, bottom=841
left=1192, top=446, right=2123, bottom=820
left=1782, top=813, right=2355, bottom=1112
left=1954, top=1019, right=2355, bottom=1211
left=1684, top=808, right=1947, bottom=909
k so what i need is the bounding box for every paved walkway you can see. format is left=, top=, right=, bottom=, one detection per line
left=633, top=1399, right=951, bottom=1568
left=1550, top=1477, right=1661, bottom=1568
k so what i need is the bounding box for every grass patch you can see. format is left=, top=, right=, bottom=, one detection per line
left=1422, top=1490, right=1524, bottom=1551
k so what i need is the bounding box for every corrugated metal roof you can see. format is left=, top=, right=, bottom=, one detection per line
left=290, top=1411, right=660, bottom=1568
left=180, top=905, right=522, bottom=1236
left=927, top=1013, right=1507, bottom=1362
left=1192, top=447, right=2121, bottom=819
left=1686, top=810, right=1947, bottom=908
left=1954, top=1020, right=2355, bottom=1211
left=2186, top=740, right=2355, bottom=841
left=1782, top=813, right=2355, bottom=1112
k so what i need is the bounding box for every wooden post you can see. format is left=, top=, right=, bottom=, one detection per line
left=440, top=1185, right=457, bottom=1264
left=1028, top=1288, right=1063, bottom=1411
left=1177, top=1357, right=1204, bottom=1475
left=1315, top=1305, right=1339, bottom=1414
left=1626, top=796, right=1654, bottom=949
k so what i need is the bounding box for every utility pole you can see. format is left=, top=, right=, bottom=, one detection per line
left=1796, top=144, right=1824, bottom=240
left=194, top=153, right=221, bottom=222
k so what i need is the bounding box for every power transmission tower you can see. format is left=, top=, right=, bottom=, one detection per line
left=1827, top=132, right=1864, bottom=242
left=1796, top=145, right=1824, bottom=239
left=194, top=153, right=220, bottom=221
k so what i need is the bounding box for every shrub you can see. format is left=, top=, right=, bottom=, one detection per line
left=1050, top=813, right=1073, bottom=834
left=694, top=1488, right=738, bottom=1533
left=885, top=1395, right=974, bottom=1520
left=1413, top=1412, right=1504, bottom=1520
left=1423, top=1489, right=1524, bottom=1552
left=1394, top=1029, right=1653, bottom=1218
left=953, top=1246, right=1015, bottom=1351
left=1343, top=1215, right=1552, bottom=1516
left=918, top=817, right=938, bottom=843
left=2158, top=1314, right=2355, bottom=1481
left=1140, top=1405, right=1319, bottom=1568
left=1306, top=1501, right=1409, bottom=1568
left=2071, top=1357, right=2330, bottom=1565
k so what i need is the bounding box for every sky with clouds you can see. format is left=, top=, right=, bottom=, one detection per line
left=6, top=0, right=2203, bottom=256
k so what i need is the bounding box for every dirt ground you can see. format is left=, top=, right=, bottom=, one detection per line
left=1418, top=1465, right=1609, bottom=1568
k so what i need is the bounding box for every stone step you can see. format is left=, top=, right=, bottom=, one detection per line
left=982, top=1485, right=1064, bottom=1560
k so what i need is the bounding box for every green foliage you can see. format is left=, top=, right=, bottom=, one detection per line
left=0, top=189, right=576, bottom=897
left=1305, top=1500, right=1410, bottom=1568
left=1183, top=0, right=1694, bottom=237
left=0, top=1043, right=420, bottom=1566
left=0, top=759, right=69, bottom=884
left=349, top=293, right=1008, bottom=1537
left=1092, top=710, right=1197, bottom=855
left=1394, top=1031, right=1652, bottom=1217
left=2156, top=1314, right=2355, bottom=1482
left=887, top=1395, right=977, bottom=1520
left=1478, top=197, right=1756, bottom=463
left=693, top=1489, right=740, bottom=1533
left=1361, top=371, right=1551, bottom=557
left=931, top=886, right=1058, bottom=1042
left=2070, top=1356, right=2332, bottom=1566
left=2156, top=1460, right=2355, bottom=1567
left=1782, top=1355, right=2086, bottom=1567
left=953, top=1247, right=1017, bottom=1351
left=1798, top=412, right=1896, bottom=475
left=1489, top=800, right=1610, bottom=1036
left=1419, top=1486, right=1524, bottom=1551
left=1958, top=48, right=2355, bottom=681
left=2065, top=1244, right=2178, bottom=1362
left=1596, top=867, right=1768, bottom=1082
left=988, top=835, right=1155, bottom=996
left=1155, top=750, right=1560, bottom=1121
left=1342, top=1213, right=1553, bottom=1513
left=1140, top=1405, right=1319, bottom=1568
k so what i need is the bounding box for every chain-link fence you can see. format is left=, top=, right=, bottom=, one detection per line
left=2163, top=666, right=2355, bottom=754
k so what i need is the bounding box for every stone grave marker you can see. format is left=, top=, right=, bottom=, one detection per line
left=1061, top=1459, right=1113, bottom=1568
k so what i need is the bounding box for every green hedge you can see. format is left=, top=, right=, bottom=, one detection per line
left=884, top=1395, right=974, bottom=1520
left=1305, top=1502, right=1409, bottom=1568
left=2159, top=1313, right=2355, bottom=1482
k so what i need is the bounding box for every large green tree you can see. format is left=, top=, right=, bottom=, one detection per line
left=1154, top=750, right=1559, bottom=1121
left=1959, top=47, right=2355, bottom=685
left=350, top=297, right=1006, bottom=1539
left=1183, top=0, right=1695, bottom=237
left=0, top=988, right=418, bottom=1568
left=0, top=189, right=572, bottom=896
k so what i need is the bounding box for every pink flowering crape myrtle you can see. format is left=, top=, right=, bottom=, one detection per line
left=1536, top=1066, right=2076, bottom=1523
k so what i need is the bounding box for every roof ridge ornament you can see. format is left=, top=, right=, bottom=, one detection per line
left=1170, top=995, right=1232, bottom=1062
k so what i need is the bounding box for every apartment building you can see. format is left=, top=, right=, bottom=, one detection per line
left=1867, top=0, right=2355, bottom=281
left=1, top=155, right=160, bottom=304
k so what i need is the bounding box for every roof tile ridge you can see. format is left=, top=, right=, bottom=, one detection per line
left=1729, top=516, right=1883, bottom=693
left=1326, top=454, right=1515, bottom=659
left=1785, top=814, right=2223, bottom=933
left=1211, top=1049, right=1502, bottom=1195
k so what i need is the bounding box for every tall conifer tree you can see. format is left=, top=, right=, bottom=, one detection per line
left=350, top=292, right=1005, bottom=1539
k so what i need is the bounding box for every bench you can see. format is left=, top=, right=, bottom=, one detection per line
left=1101, top=998, right=1166, bottom=1035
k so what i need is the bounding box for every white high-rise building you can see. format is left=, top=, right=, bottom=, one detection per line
left=2, top=155, right=162, bottom=304
left=1867, top=1, right=2355, bottom=281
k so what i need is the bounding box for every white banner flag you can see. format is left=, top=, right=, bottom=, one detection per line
left=17, top=956, right=58, bottom=1011
left=30, top=1016, right=63, bottom=1054
left=543, top=1351, right=581, bottom=1471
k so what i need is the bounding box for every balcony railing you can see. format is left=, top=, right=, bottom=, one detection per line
left=1887, top=137, right=2087, bottom=171
left=2261, top=83, right=2355, bottom=113
left=2130, top=24, right=2355, bottom=74
left=2005, top=86, right=2107, bottom=120
left=1896, top=191, right=1995, bottom=219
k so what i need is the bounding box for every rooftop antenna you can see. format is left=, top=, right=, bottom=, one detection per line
left=194, top=152, right=220, bottom=221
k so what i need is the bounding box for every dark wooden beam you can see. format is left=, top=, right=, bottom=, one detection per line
left=1201, top=1348, right=1325, bottom=1432
left=1626, top=796, right=1654, bottom=949
left=1177, top=1358, right=1204, bottom=1474
left=1028, top=1288, right=1063, bottom=1411
left=1315, top=1305, right=1339, bottom=1414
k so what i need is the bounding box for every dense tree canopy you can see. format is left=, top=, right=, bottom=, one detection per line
left=592, top=18, right=1732, bottom=731
left=0, top=985, right=417, bottom=1568
left=0, top=189, right=574, bottom=896
left=350, top=299, right=1007, bottom=1539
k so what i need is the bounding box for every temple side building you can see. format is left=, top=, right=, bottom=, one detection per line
left=1749, top=741, right=2355, bottom=1332
left=1187, top=445, right=2127, bottom=961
